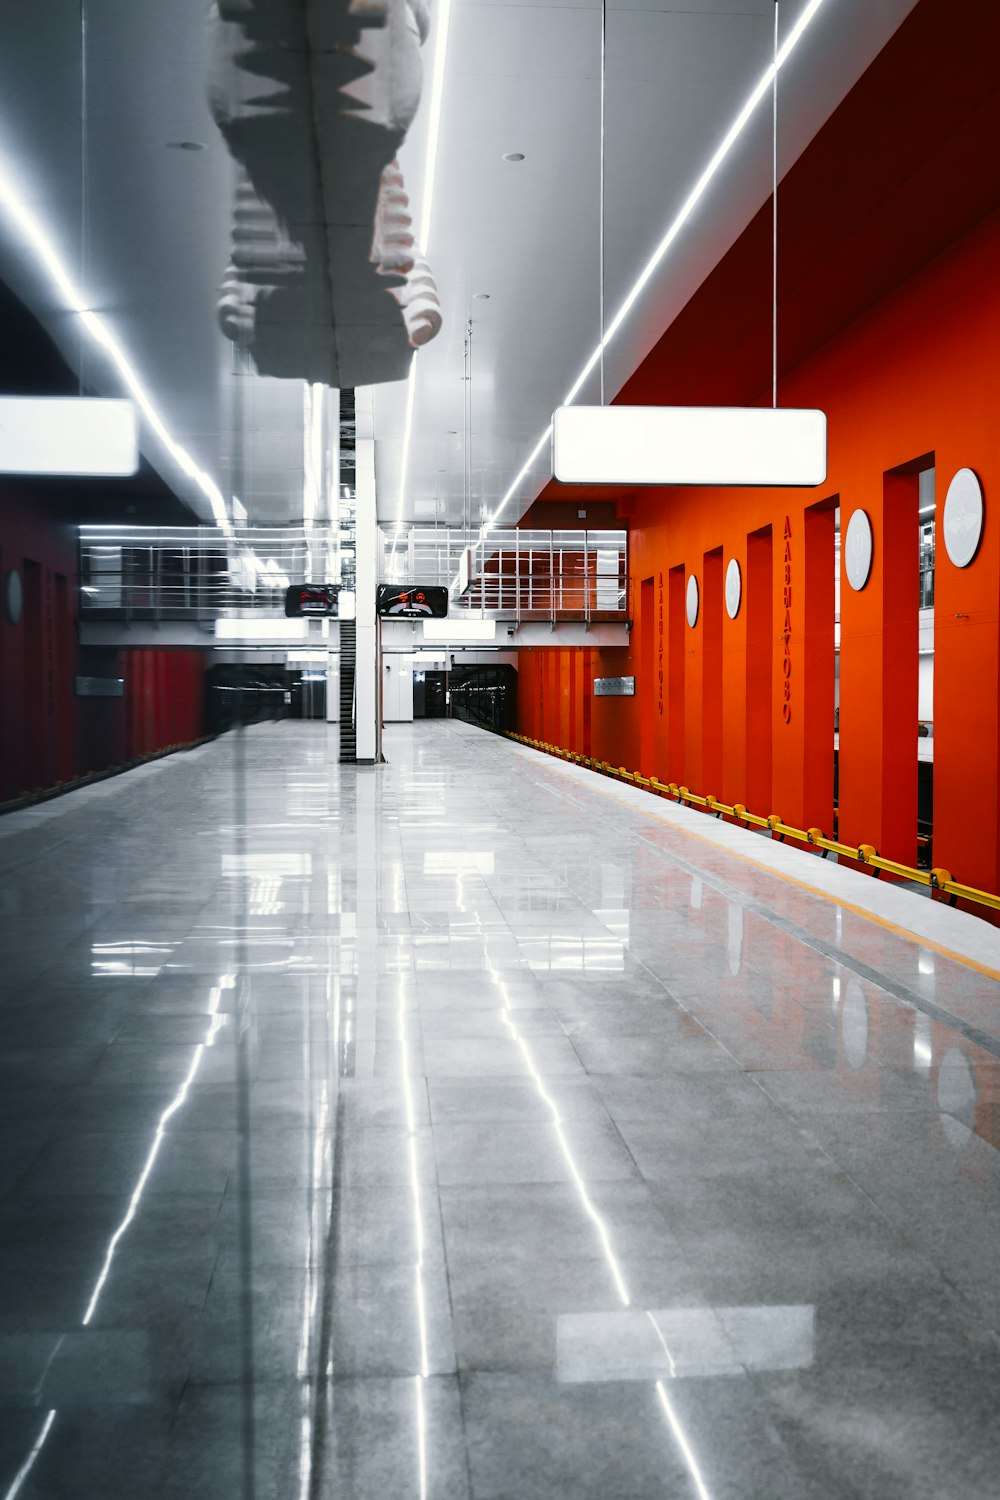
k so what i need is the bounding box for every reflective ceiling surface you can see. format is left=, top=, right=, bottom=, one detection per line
left=0, top=0, right=917, bottom=531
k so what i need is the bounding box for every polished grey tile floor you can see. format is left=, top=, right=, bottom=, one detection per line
left=1, top=719, right=999, bottom=1498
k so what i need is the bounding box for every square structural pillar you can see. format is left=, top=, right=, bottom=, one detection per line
left=839, top=467, right=918, bottom=868
left=932, top=451, right=1000, bottom=898
left=354, top=392, right=379, bottom=764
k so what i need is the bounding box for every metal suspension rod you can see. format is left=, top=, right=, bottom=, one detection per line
left=599, top=0, right=607, bottom=406
left=79, top=0, right=89, bottom=395
left=772, top=0, right=779, bottom=409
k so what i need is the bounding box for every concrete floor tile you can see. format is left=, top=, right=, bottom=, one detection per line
left=0, top=721, right=997, bottom=1498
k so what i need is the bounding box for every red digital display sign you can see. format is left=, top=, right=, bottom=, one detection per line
left=284, top=584, right=340, bottom=618
left=376, top=584, right=449, bottom=618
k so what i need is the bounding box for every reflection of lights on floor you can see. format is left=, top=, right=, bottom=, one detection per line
left=297, top=1083, right=331, bottom=1500
left=82, top=977, right=230, bottom=1326
left=913, top=1039, right=933, bottom=1069
left=2, top=1409, right=56, bottom=1500
left=655, top=1382, right=713, bottom=1500
left=488, top=963, right=630, bottom=1307
left=91, top=940, right=175, bottom=978
left=7, top=979, right=233, bottom=1496
left=398, top=976, right=430, bottom=1498
left=913, top=1015, right=934, bottom=1072
left=518, top=934, right=625, bottom=974
left=645, top=1310, right=679, bottom=1379
left=416, top=1374, right=428, bottom=1500
left=487, top=958, right=720, bottom=1499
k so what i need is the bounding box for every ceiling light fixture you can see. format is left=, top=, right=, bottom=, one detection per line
left=553, top=404, right=827, bottom=487
left=392, top=0, right=455, bottom=555
left=0, top=396, right=137, bottom=475
left=0, top=160, right=232, bottom=528
left=485, top=0, right=832, bottom=532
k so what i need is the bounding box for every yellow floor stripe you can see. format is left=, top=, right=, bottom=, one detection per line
left=516, top=744, right=1000, bottom=984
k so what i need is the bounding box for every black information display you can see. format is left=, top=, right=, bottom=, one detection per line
left=376, top=584, right=449, bottom=619
left=284, top=583, right=340, bottom=618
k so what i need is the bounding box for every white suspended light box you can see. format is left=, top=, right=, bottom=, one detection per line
left=552, top=406, right=827, bottom=488
left=0, top=397, right=138, bottom=476
left=215, top=618, right=310, bottom=642
left=423, top=618, right=496, bottom=643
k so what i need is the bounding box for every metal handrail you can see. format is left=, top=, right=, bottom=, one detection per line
left=79, top=525, right=334, bottom=619
left=380, top=527, right=629, bottom=622
left=80, top=524, right=630, bottom=626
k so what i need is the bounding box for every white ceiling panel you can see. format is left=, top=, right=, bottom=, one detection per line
left=378, top=0, right=919, bottom=531
left=0, top=0, right=918, bottom=536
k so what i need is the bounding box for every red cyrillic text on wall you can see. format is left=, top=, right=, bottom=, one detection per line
left=657, top=571, right=664, bottom=716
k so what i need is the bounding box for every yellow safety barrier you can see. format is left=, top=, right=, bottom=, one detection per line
left=505, top=731, right=1000, bottom=915
left=0, top=734, right=218, bottom=818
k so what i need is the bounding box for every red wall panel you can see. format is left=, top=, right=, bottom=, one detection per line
left=0, top=487, right=78, bottom=800
left=0, top=480, right=207, bottom=799
left=517, top=202, right=1000, bottom=898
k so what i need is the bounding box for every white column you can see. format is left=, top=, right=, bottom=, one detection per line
left=326, top=622, right=340, bottom=723
left=325, top=392, right=341, bottom=725
left=354, top=389, right=378, bottom=763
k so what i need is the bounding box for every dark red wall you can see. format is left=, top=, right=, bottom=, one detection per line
left=0, top=484, right=207, bottom=801
left=0, top=485, right=77, bottom=796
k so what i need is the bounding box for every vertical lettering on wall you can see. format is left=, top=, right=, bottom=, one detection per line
left=782, top=516, right=792, bottom=724
left=657, top=571, right=664, bottom=716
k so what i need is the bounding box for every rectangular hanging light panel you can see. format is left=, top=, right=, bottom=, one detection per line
left=0, top=397, right=138, bottom=476
left=552, top=405, right=827, bottom=488
left=422, top=619, right=496, bottom=642
left=215, top=618, right=310, bottom=642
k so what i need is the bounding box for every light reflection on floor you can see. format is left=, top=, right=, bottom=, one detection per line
left=0, top=719, right=998, bottom=1499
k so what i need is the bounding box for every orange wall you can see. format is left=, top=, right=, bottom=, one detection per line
left=518, top=202, right=1000, bottom=898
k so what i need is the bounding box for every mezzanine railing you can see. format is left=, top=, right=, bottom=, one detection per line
left=79, top=526, right=339, bottom=620
left=381, top=527, right=629, bottom=622
left=80, top=525, right=630, bottom=627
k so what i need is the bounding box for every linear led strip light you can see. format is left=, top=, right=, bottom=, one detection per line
left=0, top=166, right=232, bottom=527
left=484, top=0, right=832, bottom=534
left=390, top=0, right=454, bottom=558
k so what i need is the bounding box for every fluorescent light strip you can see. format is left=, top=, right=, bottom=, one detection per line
left=392, top=370, right=418, bottom=553
left=419, top=0, right=454, bottom=251
left=392, top=0, right=455, bottom=547
left=488, top=0, right=831, bottom=527
left=0, top=165, right=232, bottom=528
left=303, top=383, right=325, bottom=577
